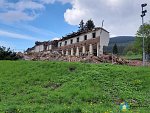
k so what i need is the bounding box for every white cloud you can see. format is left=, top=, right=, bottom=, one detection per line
left=0, top=0, right=72, bottom=22
left=51, top=37, right=60, bottom=40
left=0, top=0, right=149, bottom=37
left=40, top=0, right=72, bottom=4
left=21, top=24, right=59, bottom=37
left=0, top=0, right=45, bottom=22
left=16, top=1, right=44, bottom=11
left=40, top=0, right=55, bottom=4
left=0, top=11, right=36, bottom=22
left=64, top=0, right=150, bottom=36
left=0, top=29, right=41, bottom=41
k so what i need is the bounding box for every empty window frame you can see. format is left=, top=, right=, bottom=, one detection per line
left=84, top=35, right=87, bottom=40
left=92, top=32, right=96, bottom=38
left=59, top=43, right=62, bottom=47
left=70, top=39, right=73, bottom=44
left=77, top=37, right=79, bottom=42
left=65, top=41, right=67, bottom=45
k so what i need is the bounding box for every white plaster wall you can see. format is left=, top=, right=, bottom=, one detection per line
left=73, top=37, right=77, bottom=43
left=31, top=50, right=35, bottom=53
left=39, top=45, right=44, bottom=52
left=99, top=29, right=110, bottom=54
left=87, top=32, right=92, bottom=40
left=49, top=45, right=52, bottom=50
left=47, top=45, right=52, bottom=50
left=79, top=35, right=84, bottom=41
left=96, top=30, right=100, bottom=37
left=34, top=45, right=44, bottom=52
left=100, top=30, right=109, bottom=46
left=35, top=46, right=40, bottom=52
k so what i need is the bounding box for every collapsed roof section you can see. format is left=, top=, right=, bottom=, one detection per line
left=35, top=40, right=59, bottom=46
left=60, top=27, right=109, bottom=41
left=34, top=27, right=109, bottom=45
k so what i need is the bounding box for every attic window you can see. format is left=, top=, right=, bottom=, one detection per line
left=77, top=37, right=79, bottom=42
left=65, top=41, right=67, bottom=45
left=70, top=39, right=73, bottom=44
left=59, top=43, right=62, bottom=47
left=84, top=35, right=87, bottom=40
left=92, top=32, right=96, bottom=38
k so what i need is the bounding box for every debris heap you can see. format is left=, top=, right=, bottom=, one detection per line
left=23, top=52, right=128, bottom=65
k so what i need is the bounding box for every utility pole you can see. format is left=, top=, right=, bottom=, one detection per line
left=141, top=3, right=147, bottom=66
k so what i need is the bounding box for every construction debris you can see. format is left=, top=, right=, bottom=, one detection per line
left=23, top=52, right=129, bottom=65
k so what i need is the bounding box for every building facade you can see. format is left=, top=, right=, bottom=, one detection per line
left=26, top=27, right=109, bottom=56
left=57, top=27, right=109, bottom=56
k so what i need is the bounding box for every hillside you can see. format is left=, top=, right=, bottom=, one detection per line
left=109, top=36, right=135, bottom=46
left=0, top=61, right=150, bottom=113
left=104, top=36, right=135, bottom=54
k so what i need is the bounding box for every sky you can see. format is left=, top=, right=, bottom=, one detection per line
left=0, top=0, right=150, bottom=52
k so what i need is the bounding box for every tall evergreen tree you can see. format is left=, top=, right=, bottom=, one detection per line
left=79, top=20, right=85, bottom=31
left=113, top=44, right=118, bottom=54
left=85, top=19, right=95, bottom=30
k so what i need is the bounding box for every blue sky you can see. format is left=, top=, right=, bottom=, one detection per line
left=0, top=1, right=77, bottom=51
left=0, top=0, right=150, bottom=52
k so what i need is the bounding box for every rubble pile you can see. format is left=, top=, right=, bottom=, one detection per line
left=23, top=52, right=129, bottom=65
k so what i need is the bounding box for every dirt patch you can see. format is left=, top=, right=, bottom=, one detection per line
left=43, top=82, right=62, bottom=90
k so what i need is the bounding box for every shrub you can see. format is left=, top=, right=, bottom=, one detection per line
left=0, top=46, right=21, bottom=60
left=127, top=51, right=134, bottom=56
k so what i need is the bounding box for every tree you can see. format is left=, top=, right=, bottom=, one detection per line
left=135, top=22, right=150, bottom=55
left=113, top=44, right=118, bottom=54
left=0, top=46, right=21, bottom=60
left=79, top=20, right=85, bottom=31
left=85, top=19, right=95, bottom=30
left=123, top=43, right=137, bottom=55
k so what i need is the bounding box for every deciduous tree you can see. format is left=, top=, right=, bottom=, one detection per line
left=135, top=22, right=150, bottom=54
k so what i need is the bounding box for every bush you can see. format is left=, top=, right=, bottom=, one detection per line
left=126, top=51, right=134, bottom=56
left=0, top=46, right=21, bottom=60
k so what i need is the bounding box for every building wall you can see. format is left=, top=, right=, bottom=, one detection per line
left=57, top=29, right=109, bottom=55
left=99, top=29, right=110, bottom=54
left=28, top=28, right=109, bottom=55
left=35, top=46, right=40, bottom=52
left=31, top=49, right=35, bottom=53
left=47, top=45, right=52, bottom=50
left=34, top=45, right=44, bottom=52
left=58, top=30, right=101, bottom=47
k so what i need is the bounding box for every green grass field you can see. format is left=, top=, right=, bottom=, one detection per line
left=122, top=54, right=142, bottom=60
left=0, top=61, right=150, bottom=113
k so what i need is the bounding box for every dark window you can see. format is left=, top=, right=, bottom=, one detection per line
left=65, top=41, right=67, bottom=45
left=77, top=37, right=79, bottom=42
left=92, top=32, right=96, bottom=38
left=60, top=43, right=62, bottom=47
left=84, top=35, right=87, bottom=40
left=70, top=39, right=73, bottom=44
left=44, top=45, right=47, bottom=50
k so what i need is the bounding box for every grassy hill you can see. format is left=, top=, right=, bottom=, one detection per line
left=0, top=61, right=150, bottom=113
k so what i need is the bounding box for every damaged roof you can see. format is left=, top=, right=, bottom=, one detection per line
left=59, top=27, right=109, bottom=41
